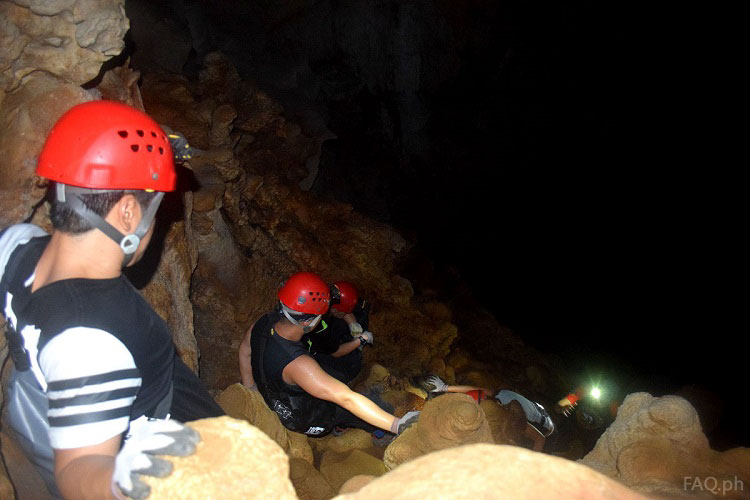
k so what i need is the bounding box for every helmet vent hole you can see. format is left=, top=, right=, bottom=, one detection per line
left=118, top=130, right=128, bottom=138
left=151, top=131, right=157, bottom=138
left=131, top=144, right=139, bottom=152
left=136, top=130, right=144, bottom=137
left=158, top=147, right=164, bottom=155
left=147, top=145, right=153, bottom=152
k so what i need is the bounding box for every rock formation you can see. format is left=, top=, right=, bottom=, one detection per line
left=320, top=449, right=387, bottom=493
left=339, top=444, right=648, bottom=499
left=216, top=383, right=313, bottom=464
left=289, top=457, right=337, bottom=500
left=479, top=398, right=528, bottom=446
left=143, top=416, right=297, bottom=499
left=580, top=392, right=750, bottom=499
left=383, top=393, right=493, bottom=470
left=134, top=54, right=461, bottom=392
left=0, top=1, right=129, bottom=95
left=309, top=429, right=379, bottom=456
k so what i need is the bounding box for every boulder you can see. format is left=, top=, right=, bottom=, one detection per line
left=290, top=457, right=337, bottom=500
left=580, top=392, right=750, bottom=498
left=320, top=449, right=387, bottom=492
left=143, top=416, right=296, bottom=499
left=216, top=383, right=313, bottom=464
left=383, top=393, right=493, bottom=470
left=479, top=398, right=527, bottom=446
left=337, top=444, right=647, bottom=499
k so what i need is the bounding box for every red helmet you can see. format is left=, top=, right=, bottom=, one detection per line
left=331, top=281, right=358, bottom=313
left=278, top=272, right=330, bottom=315
left=37, top=100, right=176, bottom=192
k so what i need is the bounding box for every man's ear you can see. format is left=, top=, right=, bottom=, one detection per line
left=112, top=194, right=141, bottom=232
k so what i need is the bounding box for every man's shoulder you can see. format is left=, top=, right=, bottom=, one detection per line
left=0, top=224, right=48, bottom=284
left=252, top=311, right=282, bottom=334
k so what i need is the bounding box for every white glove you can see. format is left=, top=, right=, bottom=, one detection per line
left=424, top=375, right=448, bottom=393
left=113, top=417, right=200, bottom=499
left=359, top=331, right=374, bottom=345
left=349, top=322, right=364, bottom=335
left=392, top=411, right=420, bottom=435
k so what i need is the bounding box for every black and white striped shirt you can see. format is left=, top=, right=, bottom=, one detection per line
left=1, top=224, right=174, bottom=449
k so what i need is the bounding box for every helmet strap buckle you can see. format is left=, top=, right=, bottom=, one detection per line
left=60, top=186, right=164, bottom=267
left=120, top=234, right=141, bottom=255
left=56, top=183, right=67, bottom=202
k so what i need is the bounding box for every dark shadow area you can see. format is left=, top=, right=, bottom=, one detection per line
left=125, top=164, right=199, bottom=288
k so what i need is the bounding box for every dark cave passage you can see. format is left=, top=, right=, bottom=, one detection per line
left=121, top=0, right=742, bottom=447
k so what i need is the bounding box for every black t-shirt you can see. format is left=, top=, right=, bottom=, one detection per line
left=302, top=300, right=370, bottom=356
left=250, top=311, right=336, bottom=435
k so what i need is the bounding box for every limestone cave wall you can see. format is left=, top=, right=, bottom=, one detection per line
left=0, top=3, right=537, bottom=495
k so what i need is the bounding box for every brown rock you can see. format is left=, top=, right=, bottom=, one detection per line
left=136, top=218, right=200, bottom=371
left=320, top=449, right=387, bottom=493
left=445, top=350, right=471, bottom=374
left=479, top=398, right=527, bottom=446
left=0, top=425, right=50, bottom=500
left=143, top=416, right=296, bottom=499
left=210, top=104, right=238, bottom=149
left=0, top=74, right=92, bottom=227
left=0, top=1, right=129, bottom=93
left=289, top=457, right=336, bottom=500
left=338, top=475, right=376, bottom=495
left=426, top=357, right=446, bottom=376
left=336, top=444, right=648, bottom=500
left=580, top=392, right=750, bottom=498
left=139, top=73, right=210, bottom=149
left=96, top=63, right=145, bottom=110
left=383, top=393, right=493, bottom=470
left=456, top=370, right=500, bottom=391
left=316, top=429, right=376, bottom=455
left=216, top=383, right=313, bottom=464
left=360, top=364, right=391, bottom=389
left=0, top=471, right=12, bottom=500
left=380, top=390, right=425, bottom=417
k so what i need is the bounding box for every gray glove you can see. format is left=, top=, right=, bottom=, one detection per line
left=348, top=321, right=364, bottom=336
left=112, top=417, right=200, bottom=499
left=360, top=331, right=374, bottom=345
left=394, top=411, right=420, bottom=435
left=423, top=375, right=448, bottom=393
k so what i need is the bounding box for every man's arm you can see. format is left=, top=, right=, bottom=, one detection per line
left=283, top=355, right=398, bottom=432
left=342, top=313, right=358, bottom=325
left=445, top=384, right=492, bottom=394
left=238, top=322, right=256, bottom=388
left=330, top=337, right=362, bottom=358
left=54, top=436, right=122, bottom=500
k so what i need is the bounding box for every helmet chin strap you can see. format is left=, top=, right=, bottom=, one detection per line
left=281, top=304, right=322, bottom=333
left=58, top=184, right=164, bottom=267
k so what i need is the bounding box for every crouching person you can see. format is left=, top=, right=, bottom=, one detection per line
left=239, top=272, right=417, bottom=438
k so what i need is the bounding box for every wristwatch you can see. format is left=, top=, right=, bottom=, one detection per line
left=359, top=336, right=368, bottom=346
